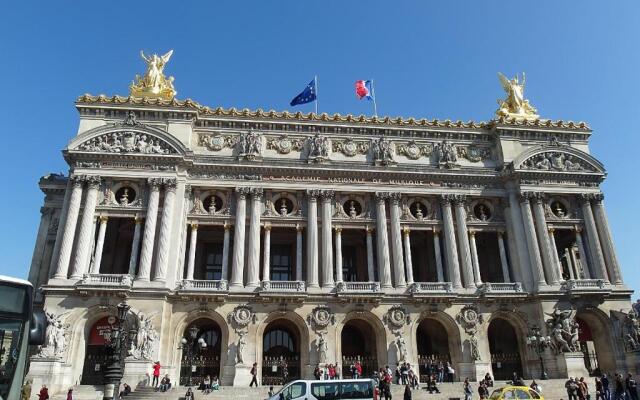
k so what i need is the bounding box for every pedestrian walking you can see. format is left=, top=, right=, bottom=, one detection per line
left=578, top=377, right=589, bottom=400
left=615, top=374, right=626, bottom=400
left=566, top=377, right=579, bottom=400
left=21, top=380, right=32, bottom=400
left=250, top=362, right=259, bottom=387
left=38, top=385, right=49, bottom=400
left=66, top=388, right=73, bottom=400
left=464, top=377, right=473, bottom=400
left=152, top=361, right=161, bottom=388
left=627, top=373, right=639, bottom=400
left=403, top=384, right=412, bottom=400
left=602, top=374, right=611, bottom=400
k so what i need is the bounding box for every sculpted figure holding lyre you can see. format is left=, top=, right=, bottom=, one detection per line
left=130, top=50, right=176, bottom=100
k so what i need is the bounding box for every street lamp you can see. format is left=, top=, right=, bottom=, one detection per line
left=526, top=326, right=552, bottom=380
left=180, top=325, right=207, bottom=386
left=103, top=302, right=130, bottom=400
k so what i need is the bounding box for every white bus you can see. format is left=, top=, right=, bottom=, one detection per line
left=267, top=379, right=377, bottom=400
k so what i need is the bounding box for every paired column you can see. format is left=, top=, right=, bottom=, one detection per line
left=591, top=194, right=623, bottom=284
left=320, top=190, right=335, bottom=288
left=580, top=194, right=609, bottom=283
left=127, top=216, right=143, bottom=276
left=519, top=193, right=548, bottom=289
left=70, top=176, right=102, bottom=278
left=48, top=177, right=73, bottom=279
left=90, top=216, right=109, bottom=274
left=388, top=193, right=406, bottom=288
left=221, top=223, right=231, bottom=280
left=246, top=188, right=263, bottom=287
left=53, top=175, right=85, bottom=279
left=306, top=190, right=320, bottom=288
left=230, top=187, right=249, bottom=287
left=262, top=224, right=271, bottom=282
left=153, top=179, right=177, bottom=282
left=137, top=178, right=161, bottom=281
left=497, top=231, right=511, bottom=283
left=468, top=231, right=482, bottom=286
left=453, top=195, right=475, bottom=289
left=432, top=228, right=445, bottom=282
left=402, top=227, right=414, bottom=285
left=186, top=223, right=198, bottom=280
left=335, top=227, right=343, bottom=283
left=375, top=193, right=392, bottom=288
left=574, top=227, right=591, bottom=279
left=531, top=194, right=560, bottom=285
left=548, top=228, right=564, bottom=281
left=366, top=226, right=376, bottom=281
left=295, top=225, right=303, bottom=281
left=439, top=196, right=462, bottom=289
left=503, top=201, right=524, bottom=284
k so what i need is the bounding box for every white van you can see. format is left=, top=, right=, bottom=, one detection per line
left=267, top=379, right=377, bottom=400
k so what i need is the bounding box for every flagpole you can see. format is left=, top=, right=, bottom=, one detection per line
left=314, top=75, right=319, bottom=115
left=371, top=79, right=378, bottom=117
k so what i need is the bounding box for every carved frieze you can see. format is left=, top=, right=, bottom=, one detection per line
left=521, top=152, right=594, bottom=172
left=457, top=145, right=491, bottom=162
left=237, top=131, right=263, bottom=160
left=266, top=134, right=304, bottom=154
left=199, top=134, right=236, bottom=151
left=332, top=138, right=369, bottom=157
left=396, top=141, right=433, bottom=160
left=307, top=133, right=331, bottom=163
left=78, top=131, right=176, bottom=154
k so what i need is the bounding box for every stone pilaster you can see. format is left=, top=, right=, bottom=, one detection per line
left=531, top=193, right=560, bottom=285
left=453, top=195, right=475, bottom=289
left=246, top=188, right=263, bottom=288
left=127, top=216, right=143, bottom=276
left=306, top=190, right=320, bottom=288
left=519, top=192, right=548, bottom=289
left=334, top=226, right=343, bottom=283
left=320, top=190, right=335, bottom=288
left=439, top=195, right=462, bottom=289
left=186, top=223, right=198, bottom=280
left=153, top=178, right=177, bottom=282
left=402, top=227, right=414, bottom=285
left=262, top=224, right=271, bottom=282
left=230, top=188, right=250, bottom=287
left=580, top=194, right=609, bottom=283
left=70, top=175, right=101, bottom=278
left=90, top=215, right=108, bottom=274
left=137, top=178, right=161, bottom=281
left=53, top=175, right=84, bottom=279
left=591, top=193, right=623, bottom=284
left=388, top=192, right=406, bottom=288
left=375, top=192, right=392, bottom=289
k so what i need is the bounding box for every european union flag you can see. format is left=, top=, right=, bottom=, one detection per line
left=290, top=79, right=317, bottom=106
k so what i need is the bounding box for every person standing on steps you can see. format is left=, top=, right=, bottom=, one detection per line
left=152, top=361, right=161, bottom=388
left=627, top=373, right=639, bottom=400
left=250, top=362, right=259, bottom=387
left=463, top=377, right=472, bottom=400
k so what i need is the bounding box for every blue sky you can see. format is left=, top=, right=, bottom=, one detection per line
left=0, top=1, right=638, bottom=297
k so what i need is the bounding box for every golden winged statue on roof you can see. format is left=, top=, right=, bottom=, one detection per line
left=130, top=50, right=176, bottom=100
left=495, top=72, right=539, bottom=120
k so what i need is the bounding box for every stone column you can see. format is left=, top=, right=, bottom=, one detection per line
left=230, top=188, right=249, bottom=287
left=389, top=193, right=406, bottom=288
left=70, top=176, right=101, bottom=278
left=137, top=178, right=161, bottom=281
left=468, top=230, right=482, bottom=286
left=306, top=190, right=320, bottom=288
left=128, top=216, right=143, bottom=276
left=262, top=224, right=271, bottom=282
left=320, top=190, right=335, bottom=288
left=574, top=227, right=591, bottom=279
left=580, top=194, right=609, bottom=282
left=48, top=177, right=72, bottom=279
left=503, top=203, right=524, bottom=284
left=565, top=248, right=576, bottom=280
left=402, top=227, right=414, bottom=285
left=497, top=231, right=511, bottom=283
left=296, top=225, right=303, bottom=281
left=433, top=228, right=445, bottom=282
left=366, top=226, right=375, bottom=282
left=520, top=192, right=547, bottom=289
left=532, top=194, right=560, bottom=285
left=335, top=226, right=343, bottom=283
left=53, top=176, right=85, bottom=279
left=548, top=228, right=564, bottom=281
left=186, top=223, right=198, bottom=280
left=246, top=188, right=263, bottom=288
left=439, top=195, right=462, bottom=289
left=221, top=222, right=231, bottom=280
left=153, top=179, right=177, bottom=282
left=592, top=194, right=623, bottom=284
left=375, top=193, right=392, bottom=289
left=90, top=216, right=108, bottom=274
left=453, top=195, right=475, bottom=289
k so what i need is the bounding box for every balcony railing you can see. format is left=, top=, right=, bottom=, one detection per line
left=260, top=280, right=306, bottom=292
left=77, top=273, right=133, bottom=287
left=336, top=281, right=381, bottom=293
left=176, top=279, right=228, bottom=291
left=562, top=279, right=606, bottom=291
left=409, top=282, right=453, bottom=294
left=481, top=282, right=524, bottom=293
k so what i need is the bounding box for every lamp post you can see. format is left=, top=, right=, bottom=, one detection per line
left=103, top=302, right=131, bottom=400
left=526, top=326, right=552, bottom=380
left=179, top=325, right=207, bottom=386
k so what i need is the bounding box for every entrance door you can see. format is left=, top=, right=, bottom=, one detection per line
left=341, top=320, right=377, bottom=378
left=179, top=319, right=222, bottom=386
left=81, top=317, right=114, bottom=385
left=262, top=320, right=300, bottom=386
left=416, top=319, right=451, bottom=382
left=488, top=318, right=523, bottom=380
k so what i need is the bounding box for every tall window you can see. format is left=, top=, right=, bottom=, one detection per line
left=342, top=245, right=358, bottom=282
left=202, top=243, right=223, bottom=280
left=271, top=244, right=293, bottom=281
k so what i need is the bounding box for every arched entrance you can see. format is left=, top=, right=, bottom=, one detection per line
left=488, top=318, right=523, bottom=380
left=416, top=318, right=451, bottom=381
left=575, top=311, right=617, bottom=376
left=262, top=319, right=301, bottom=386
left=341, top=319, right=377, bottom=378
left=80, top=317, right=113, bottom=385
left=179, top=318, right=222, bottom=386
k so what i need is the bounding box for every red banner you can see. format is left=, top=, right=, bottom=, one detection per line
left=89, top=317, right=115, bottom=345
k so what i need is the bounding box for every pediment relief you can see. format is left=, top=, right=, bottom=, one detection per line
left=513, top=144, right=604, bottom=174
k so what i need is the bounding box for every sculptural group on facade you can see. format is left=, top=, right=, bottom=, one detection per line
left=496, top=72, right=539, bottom=120
left=38, top=312, right=67, bottom=358
left=128, top=312, right=158, bottom=360
left=308, top=133, right=330, bottom=161
left=545, top=309, right=580, bottom=353
left=623, top=310, right=640, bottom=351
left=130, top=50, right=176, bottom=100
left=436, top=140, right=459, bottom=169
left=317, top=332, right=328, bottom=364
left=371, top=137, right=395, bottom=164
left=523, top=152, right=587, bottom=172
left=79, top=132, right=172, bottom=154
left=396, top=335, right=408, bottom=362
left=238, top=131, right=262, bottom=159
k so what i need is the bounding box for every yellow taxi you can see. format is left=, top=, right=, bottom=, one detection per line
left=488, top=385, right=544, bottom=400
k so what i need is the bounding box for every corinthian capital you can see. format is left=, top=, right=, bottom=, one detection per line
left=438, top=194, right=455, bottom=206
left=306, top=189, right=321, bottom=200
left=85, top=175, right=102, bottom=189
left=388, top=192, right=402, bottom=204
left=451, top=194, right=467, bottom=206
left=519, top=191, right=536, bottom=203
left=578, top=193, right=596, bottom=205
left=147, top=177, right=163, bottom=190
left=249, top=187, right=264, bottom=199
left=592, top=193, right=604, bottom=203
left=162, top=178, right=178, bottom=192
left=319, top=189, right=335, bottom=201
left=235, top=187, right=251, bottom=199
left=375, top=192, right=390, bottom=203
left=70, top=175, right=85, bottom=188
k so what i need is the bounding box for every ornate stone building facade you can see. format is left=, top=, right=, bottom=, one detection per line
left=25, top=69, right=640, bottom=393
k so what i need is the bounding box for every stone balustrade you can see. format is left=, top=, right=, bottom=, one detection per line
left=260, top=280, right=306, bottom=292
left=409, top=282, right=454, bottom=294
left=481, top=282, right=524, bottom=293
left=562, top=279, right=607, bottom=291
left=336, top=281, right=381, bottom=293
left=77, top=273, right=132, bottom=287
left=176, top=279, right=229, bottom=291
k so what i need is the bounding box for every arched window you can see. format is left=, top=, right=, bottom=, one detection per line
left=264, top=329, right=295, bottom=353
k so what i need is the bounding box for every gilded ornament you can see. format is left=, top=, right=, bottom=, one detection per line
left=496, top=72, right=539, bottom=120
left=130, top=50, right=176, bottom=100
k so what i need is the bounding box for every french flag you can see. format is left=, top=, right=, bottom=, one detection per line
left=355, top=80, right=374, bottom=100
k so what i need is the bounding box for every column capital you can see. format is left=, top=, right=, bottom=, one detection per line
left=86, top=175, right=102, bottom=189
left=134, top=216, right=144, bottom=224
left=162, top=178, right=178, bottom=192
left=365, top=225, right=375, bottom=234
left=402, top=226, right=410, bottom=236
left=579, top=193, right=597, bottom=204
left=468, top=229, right=476, bottom=237
left=334, top=226, right=342, bottom=234
left=147, top=177, right=163, bottom=190
left=70, top=174, right=85, bottom=188
left=432, top=227, right=441, bottom=236
left=235, top=186, right=252, bottom=199
left=452, top=194, right=467, bottom=206
left=190, top=223, right=198, bottom=231
left=319, top=189, right=335, bottom=201
left=306, top=189, right=321, bottom=200
left=574, top=225, right=583, bottom=233
left=263, top=223, right=272, bottom=231
left=224, top=221, right=232, bottom=231
left=592, top=193, right=605, bottom=203
left=548, top=227, right=555, bottom=234
left=388, top=192, right=402, bottom=204
left=296, top=224, right=304, bottom=232
left=99, top=215, right=109, bottom=223
left=249, top=187, right=264, bottom=199
left=375, top=192, right=390, bottom=203
left=438, top=194, right=455, bottom=206
left=519, top=191, right=536, bottom=203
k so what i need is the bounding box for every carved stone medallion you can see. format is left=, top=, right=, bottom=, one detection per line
left=456, top=305, right=483, bottom=335
left=307, top=306, right=335, bottom=331
left=384, top=306, right=410, bottom=332
left=227, top=305, right=256, bottom=332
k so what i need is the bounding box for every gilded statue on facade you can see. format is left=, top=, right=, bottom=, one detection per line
left=130, top=50, right=176, bottom=100
left=496, top=72, right=539, bottom=120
